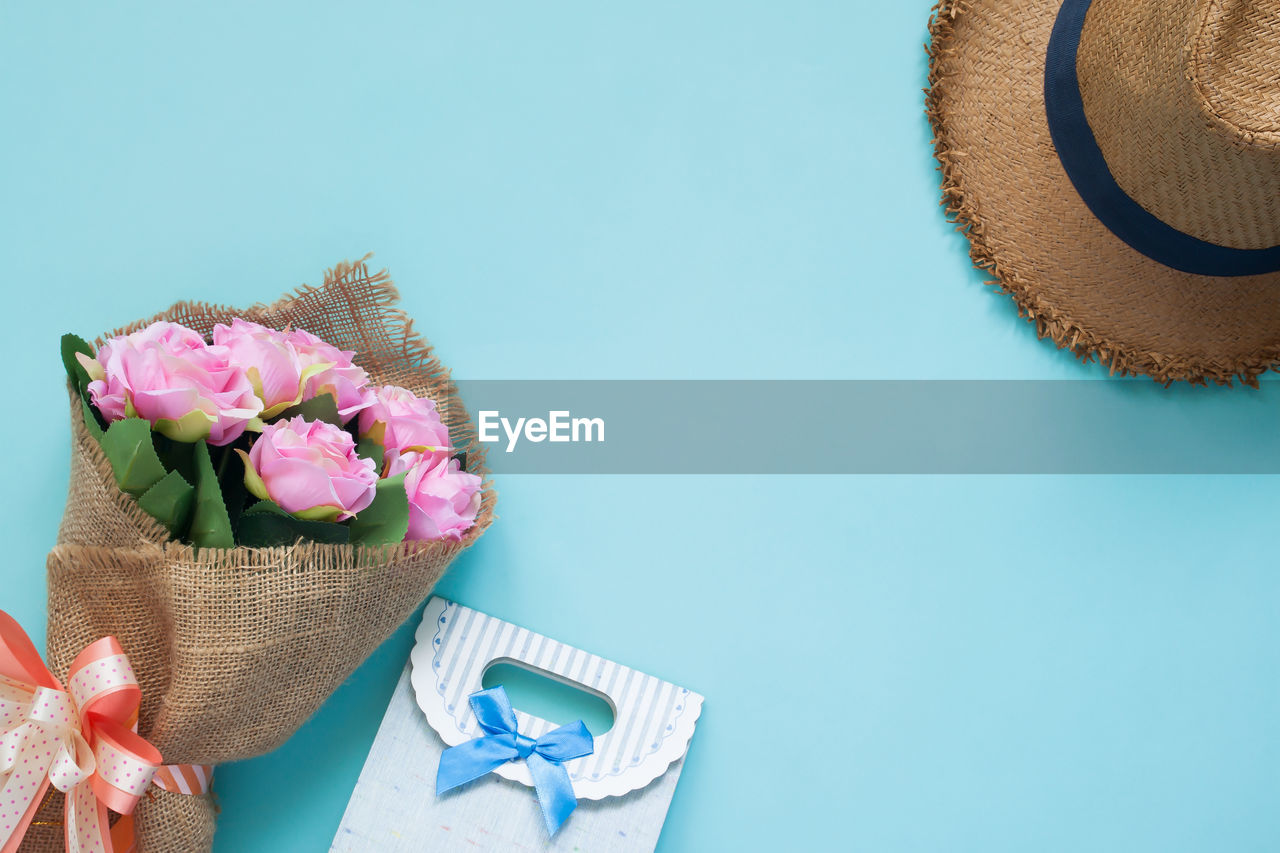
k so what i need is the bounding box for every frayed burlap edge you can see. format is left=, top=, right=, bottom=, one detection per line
left=925, top=0, right=1280, bottom=387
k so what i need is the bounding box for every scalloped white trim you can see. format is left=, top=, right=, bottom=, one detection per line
left=409, top=598, right=702, bottom=801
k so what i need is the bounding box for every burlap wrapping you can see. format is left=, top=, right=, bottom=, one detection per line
left=21, top=258, right=494, bottom=852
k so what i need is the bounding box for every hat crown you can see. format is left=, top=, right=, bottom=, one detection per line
left=1077, top=0, right=1280, bottom=250
left=1194, top=0, right=1280, bottom=143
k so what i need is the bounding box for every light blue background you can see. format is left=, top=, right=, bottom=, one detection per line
left=2, top=2, right=1278, bottom=851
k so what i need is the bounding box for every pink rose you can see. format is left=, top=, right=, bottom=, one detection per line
left=357, top=385, right=451, bottom=455
left=237, top=415, right=377, bottom=521
left=283, top=327, right=373, bottom=422
left=211, top=319, right=310, bottom=417
left=83, top=321, right=263, bottom=446
left=386, top=450, right=482, bottom=542
left=211, top=319, right=373, bottom=422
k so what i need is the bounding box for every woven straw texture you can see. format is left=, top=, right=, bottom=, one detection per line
left=927, top=0, right=1280, bottom=385
left=1193, top=0, right=1280, bottom=146
left=21, top=258, right=494, bottom=852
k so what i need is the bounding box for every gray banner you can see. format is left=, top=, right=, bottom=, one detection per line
left=449, top=380, right=1280, bottom=474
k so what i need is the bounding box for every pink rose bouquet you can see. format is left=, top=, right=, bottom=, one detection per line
left=39, top=264, right=492, bottom=853
left=61, top=313, right=482, bottom=547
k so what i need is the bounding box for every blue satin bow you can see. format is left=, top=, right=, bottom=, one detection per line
left=436, top=686, right=594, bottom=835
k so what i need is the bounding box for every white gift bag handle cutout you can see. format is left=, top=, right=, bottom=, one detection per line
left=480, top=658, right=617, bottom=735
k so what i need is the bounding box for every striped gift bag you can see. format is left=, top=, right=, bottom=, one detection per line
left=333, top=597, right=703, bottom=852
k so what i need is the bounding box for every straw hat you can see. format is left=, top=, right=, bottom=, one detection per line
left=927, top=0, right=1280, bottom=384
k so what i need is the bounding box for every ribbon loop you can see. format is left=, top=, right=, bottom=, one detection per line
left=27, top=687, right=78, bottom=730
left=436, top=686, right=594, bottom=837
left=470, top=686, right=520, bottom=736
left=46, top=731, right=94, bottom=795
left=89, top=719, right=159, bottom=815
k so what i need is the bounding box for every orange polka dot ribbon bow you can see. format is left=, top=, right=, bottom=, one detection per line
left=0, top=611, right=162, bottom=853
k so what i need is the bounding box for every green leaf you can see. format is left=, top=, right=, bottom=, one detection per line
left=271, top=393, right=342, bottom=427
left=152, top=434, right=197, bottom=484
left=136, top=469, right=195, bottom=537
left=80, top=396, right=104, bottom=442
left=348, top=473, right=409, bottom=546
left=100, top=418, right=168, bottom=497
left=63, top=333, right=107, bottom=437
left=60, top=333, right=95, bottom=397
left=355, top=437, right=385, bottom=473
left=189, top=439, right=234, bottom=550
left=237, top=500, right=350, bottom=547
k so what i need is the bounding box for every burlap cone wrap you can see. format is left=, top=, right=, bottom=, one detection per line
left=21, top=258, right=495, bottom=852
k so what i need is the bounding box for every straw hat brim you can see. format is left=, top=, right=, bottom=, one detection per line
left=927, top=0, right=1280, bottom=385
